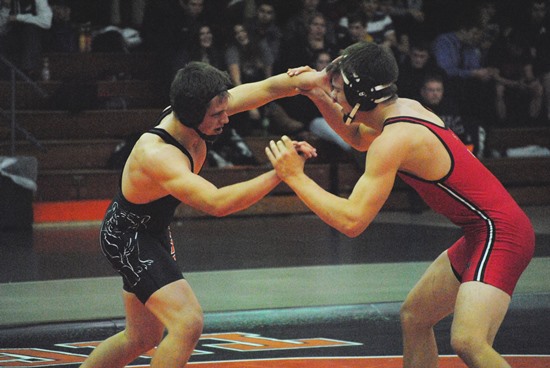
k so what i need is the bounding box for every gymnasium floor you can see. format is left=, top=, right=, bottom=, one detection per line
left=1, top=206, right=549, bottom=367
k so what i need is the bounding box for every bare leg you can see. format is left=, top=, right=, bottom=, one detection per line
left=80, top=291, right=165, bottom=368
left=451, top=282, right=511, bottom=368
left=145, top=279, right=204, bottom=367
left=400, top=251, right=460, bottom=368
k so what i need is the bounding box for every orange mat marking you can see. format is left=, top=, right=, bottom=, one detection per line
left=33, top=200, right=110, bottom=223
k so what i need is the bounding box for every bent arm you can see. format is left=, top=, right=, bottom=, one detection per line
left=283, top=155, right=396, bottom=238
left=138, top=145, right=281, bottom=217
left=304, top=88, right=379, bottom=152
left=169, top=169, right=281, bottom=217
left=266, top=136, right=399, bottom=237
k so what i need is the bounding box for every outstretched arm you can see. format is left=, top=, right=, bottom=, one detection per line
left=227, top=69, right=327, bottom=116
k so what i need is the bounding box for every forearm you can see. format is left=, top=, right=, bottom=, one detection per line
left=284, top=173, right=362, bottom=237
left=228, top=70, right=324, bottom=115
left=308, top=91, right=373, bottom=151
left=210, top=170, right=281, bottom=216
left=228, top=73, right=300, bottom=115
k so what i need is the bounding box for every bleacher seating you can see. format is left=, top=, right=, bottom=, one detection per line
left=0, top=80, right=164, bottom=110
left=1, top=51, right=549, bottom=222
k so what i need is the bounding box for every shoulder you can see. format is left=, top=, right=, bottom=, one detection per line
left=134, top=134, right=192, bottom=172
left=367, top=123, right=415, bottom=161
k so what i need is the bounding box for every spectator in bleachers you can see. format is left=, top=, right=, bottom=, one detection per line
left=276, top=11, right=337, bottom=73
left=516, top=0, right=550, bottom=123
left=225, top=23, right=273, bottom=136
left=0, top=0, right=52, bottom=78
left=383, top=0, right=426, bottom=41
left=141, top=0, right=207, bottom=54
left=396, top=39, right=444, bottom=100
left=377, top=0, right=412, bottom=60
left=176, top=23, right=225, bottom=72
left=141, top=0, right=208, bottom=96
left=419, top=73, right=485, bottom=157
left=432, top=10, right=497, bottom=124
left=244, top=0, right=283, bottom=63
left=476, top=0, right=502, bottom=66
left=339, top=0, right=397, bottom=51
left=43, top=0, right=78, bottom=53
left=282, top=0, right=336, bottom=45
left=167, top=22, right=235, bottom=168
left=487, top=28, right=544, bottom=126
left=204, top=22, right=275, bottom=166
left=335, top=11, right=373, bottom=53
left=109, top=0, right=146, bottom=29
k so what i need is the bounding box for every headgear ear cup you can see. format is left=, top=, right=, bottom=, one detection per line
left=341, top=69, right=397, bottom=112
left=341, top=70, right=376, bottom=111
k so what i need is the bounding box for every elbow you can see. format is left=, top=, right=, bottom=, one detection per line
left=351, top=142, right=369, bottom=152
left=199, top=200, right=232, bottom=218
left=205, top=205, right=232, bottom=218
left=340, top=220, right=368, bottom=238
left=342, top=227, right=363, bottom=238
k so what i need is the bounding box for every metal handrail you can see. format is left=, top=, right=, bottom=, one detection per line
left=0, top=54, right=47, bottom=155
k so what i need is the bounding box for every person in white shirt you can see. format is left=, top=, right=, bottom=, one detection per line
left=0, top=0, right=52, bottom=77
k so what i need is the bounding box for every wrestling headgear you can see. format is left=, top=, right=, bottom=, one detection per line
left=328, top=42, right=398, bottom=124
left=170, top=62, right=232, bottom=141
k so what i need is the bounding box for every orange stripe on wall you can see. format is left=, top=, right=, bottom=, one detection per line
left=33, top=200, right=110, bottom=223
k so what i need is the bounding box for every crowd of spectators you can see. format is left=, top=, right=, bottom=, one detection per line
left=1, top=0, right=549, bottom=163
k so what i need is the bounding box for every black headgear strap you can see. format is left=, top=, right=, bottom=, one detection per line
left=194, top=127, right=219, bottom=143
left=179, top=89, right=229, bottom=143
left=340, top=69, right=395, bottom=125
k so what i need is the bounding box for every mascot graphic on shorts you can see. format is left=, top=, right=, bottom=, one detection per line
left=100, top=202, right=153, bottom=287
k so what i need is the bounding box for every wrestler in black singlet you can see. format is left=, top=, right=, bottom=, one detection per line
left=100, top=109, right=196, bottom=303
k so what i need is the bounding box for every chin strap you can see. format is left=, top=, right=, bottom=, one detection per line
left=194, top=127, right=220, bottom=143
left=343, top=103, right=361, bottom=125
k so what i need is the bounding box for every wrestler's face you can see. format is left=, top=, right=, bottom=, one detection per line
left=197, top=94, right=230, bottom=136
left=330, top=73, right=352, bottom=114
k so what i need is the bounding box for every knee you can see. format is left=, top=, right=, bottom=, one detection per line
left=126, top=329, right=164, bottom=353
left=400, top=300, right=428, bottom=331
left=450, top=331, right=484, bottom=361
left=169, top=306, right=204, bottom=342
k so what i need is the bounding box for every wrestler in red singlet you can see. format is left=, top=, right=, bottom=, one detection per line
left=386, top=116, right=535, bottom=296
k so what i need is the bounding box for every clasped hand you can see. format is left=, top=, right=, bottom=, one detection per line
left=266, top=136, right=314, bottom=181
